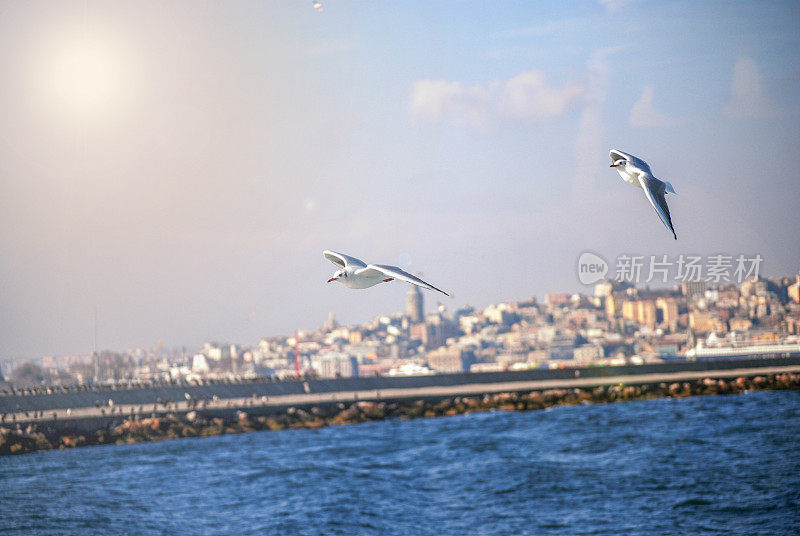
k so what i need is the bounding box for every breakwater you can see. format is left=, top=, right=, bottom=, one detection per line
left=2, top=366, right=799, bottom=456
left=5, top=356, right=800, bottom=416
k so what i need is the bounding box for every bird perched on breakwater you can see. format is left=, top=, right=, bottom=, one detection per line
left=609, top=149, right=678, bottom=239
left=324, top=250, right=450, bottom=296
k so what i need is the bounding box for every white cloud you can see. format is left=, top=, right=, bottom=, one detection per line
left=629, top=86, right=682, bottom=127
left=572, top=48, right=617, bottom=198
left=502, top=70, right=584, bottom=119
left=503, top=18, right=592, bottom=38
left=410, top=70, right=583, bottom=127
left=410, top=79, right=492, bottom=127
left=724, top=57, right=772, bottom=118
left=305, top=37, right=357, bottom=57
left=598, top=0, right=635, bottom=12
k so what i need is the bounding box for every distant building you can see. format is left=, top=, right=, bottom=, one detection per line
left=594, top=280, right=613, bottom=298
left=682, top=280, right=707, bottom=299
left=689, top=312, right=726, bottom=334
left=527, top=348, right=550, bottom=363
left=621, top=299, right=658, bottom=329
left=358, top=362, right=393, bottom=377
left=549, top=333, right=576, bottom=360
left=426, top=347, right=475, bottom=373
left=483, top=303, right=517, bottom=325
left=656, top=297, right=679, bottom=327
left=459, top=315, right=480, bottom=335
left=313, top=353, right=358, bottom=378
left=605, top=294, right=618, bottom=318
left=325, top=312, right=338, bottom=331
left=621, top=301, right=636, bottom=321
left=786, top=313, right=800, bottom=335
left=496, top=352, right=527, bottom=368
left=545, top=293, right=570, bottom=307
left=470, top=362, right=506, bottom=373
left=204, top=342, right=230, bottom=362
left=192, top=354, right=210, bottom=374
left=788, top=274, right=800, bottom=304
left=728, top=317, right=753, bottom=332
left=348, top=331, right=363, bottom=345
left=410, top=314, right=459, bottom=350
left=651, top=340, right=679, bottom=357
left=573, top=344, right=603, bottom=363
left=740, top=277, right=767, bottom=297
left=92, top=351, right=101, bottom=381
left=637, top=301, right=658, bottom=329
left=406, top=284, right=424, bottom=323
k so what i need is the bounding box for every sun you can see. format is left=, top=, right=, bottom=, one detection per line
left=52, top=42, right=120, bottom=112
left=35, top=26, right=140, bottom=127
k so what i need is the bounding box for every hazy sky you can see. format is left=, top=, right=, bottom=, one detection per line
left=1, top=1, right=798, bottom=359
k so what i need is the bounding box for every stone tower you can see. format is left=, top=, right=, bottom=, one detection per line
left=406, top=284, right=424, bottom=323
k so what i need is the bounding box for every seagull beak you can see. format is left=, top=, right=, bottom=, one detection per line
left=609, top=163, right=617, bottom=167
left=327, top=277, right=336, bottom=283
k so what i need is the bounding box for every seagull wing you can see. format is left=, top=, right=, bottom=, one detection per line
left=609, top=149, right=628, bottom=163
left=610, top=149, right=652, bottom=174
left=359, top=264, right=450, bottom=296
left=323, top=250, right=367, bottom=269
left=637, top=175, right=677, bottom=240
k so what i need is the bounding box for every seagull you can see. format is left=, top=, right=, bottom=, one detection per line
left=324, top=250, right=450, bottom=296
left=609, top=149, right=678, bottom=240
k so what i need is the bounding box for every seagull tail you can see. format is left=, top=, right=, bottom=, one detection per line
left=664, top=181, right=676, bottom=195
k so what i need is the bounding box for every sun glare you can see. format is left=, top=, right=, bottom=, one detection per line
left=53, top=43, right=119, bottom=110
left=36, top=28, right=139, bottom=127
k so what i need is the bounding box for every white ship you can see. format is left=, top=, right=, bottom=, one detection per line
left=686, top=337, right=800, bottom=360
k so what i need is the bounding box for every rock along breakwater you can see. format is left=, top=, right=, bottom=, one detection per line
left=2, top=371, right=799, bottom=456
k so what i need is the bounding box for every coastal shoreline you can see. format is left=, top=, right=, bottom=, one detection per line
left=2, top=371, right=798, bottom=456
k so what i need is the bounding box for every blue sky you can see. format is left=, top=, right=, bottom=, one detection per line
left=0, top=1, right=798, bottom=359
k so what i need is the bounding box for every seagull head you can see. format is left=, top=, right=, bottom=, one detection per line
left=610, top=158, right=627, bottom=168
left=327, top=269, right=345, bottom=283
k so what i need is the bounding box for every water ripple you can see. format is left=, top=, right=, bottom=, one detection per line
left=1, top=390, right=799, bottom=535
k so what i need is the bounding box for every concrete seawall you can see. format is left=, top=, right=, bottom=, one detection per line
left=3, top=364, right=799, bottom=455
left=4, top=357, right=800, bottom=434
left=6, top=356, right=800, bottom=411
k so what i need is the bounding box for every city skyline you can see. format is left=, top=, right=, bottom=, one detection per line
left=5, top=269, right=798, bottom=371
left=1, top=1, right=799, bottom=359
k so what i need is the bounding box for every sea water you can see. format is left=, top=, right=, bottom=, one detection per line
left=2, top=390, right=798, bottom=535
